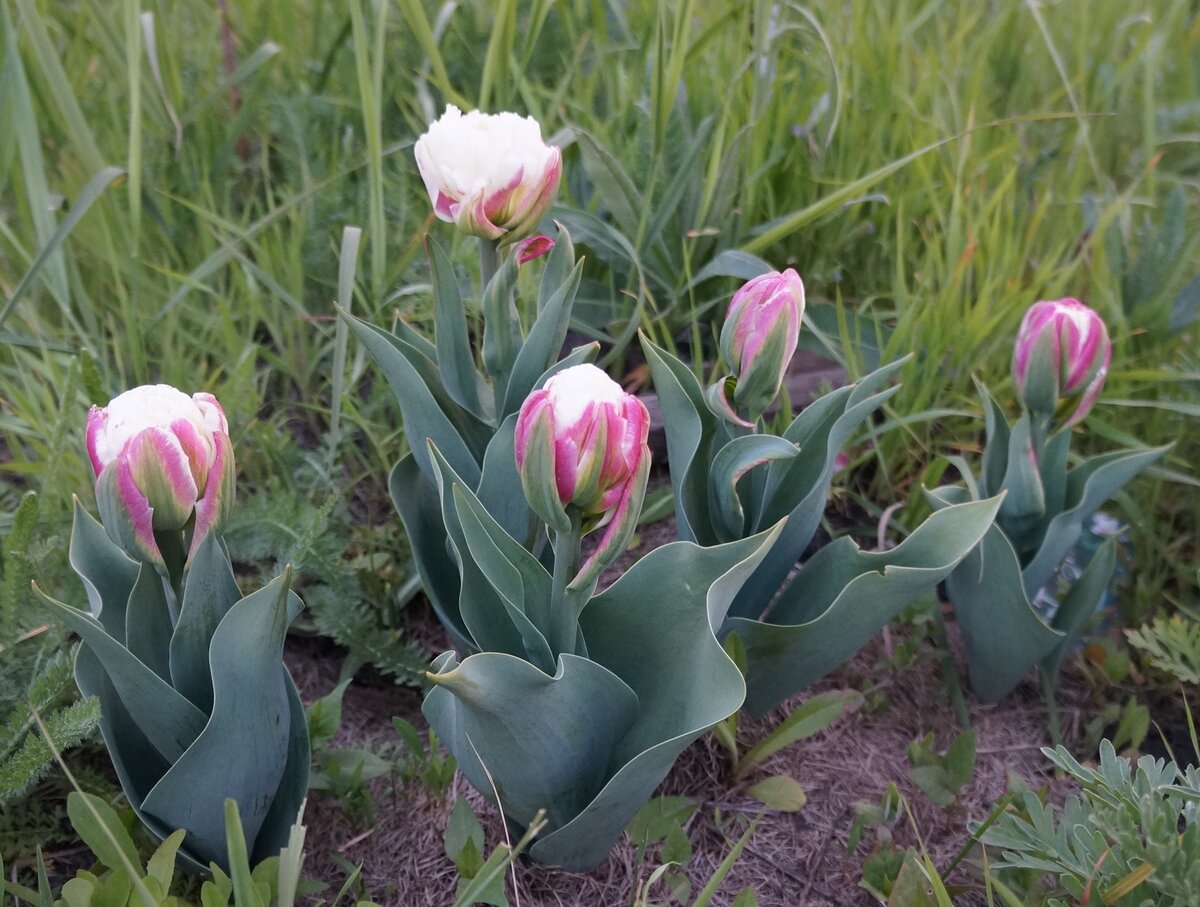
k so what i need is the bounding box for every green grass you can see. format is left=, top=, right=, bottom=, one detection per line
left=1, top=0, right=1196, bottom=617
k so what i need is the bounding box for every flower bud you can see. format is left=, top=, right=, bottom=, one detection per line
left=514, top=365, right=650, bottom=585
left=718, top=269, right=804, bottom=424
left=515, top=233, right=555, bottom=266
left=86, top=385, right=234, bottom=568
left=414, top=105, right=561, bottom=244
left=1012, top=298, right=1111, bottom=427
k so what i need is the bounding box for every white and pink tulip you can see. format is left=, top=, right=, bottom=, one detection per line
left=87, top=384, right=234, bottom=569
left=514, top=364, right=650, bottom=585
left=1012, top=298, right=1111, bottom=427
left=718, top=269, right=804, bottom=424
left=414, top=105, right=561, bottom=244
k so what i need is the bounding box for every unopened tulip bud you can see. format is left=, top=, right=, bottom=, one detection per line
left=1012, top=298, right=1111, bottom=428
left=515, top=234, right=555, bottom=266
left=718, top=269, right=804, bottom=424
left=514, top=364, right=650, bottom=585
left=414, top=105, right=561, bottom=244
left=86, top=385, right=234, bottom=569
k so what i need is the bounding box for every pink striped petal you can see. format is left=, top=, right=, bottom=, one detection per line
left=189, top=431, right=234, bottom=561
left=125, top=427, right=199, bottom=531
left=85, top=406, right=108, bottom=476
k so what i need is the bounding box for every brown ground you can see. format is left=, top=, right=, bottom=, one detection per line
left=287, top=607, right=1088, bottom=907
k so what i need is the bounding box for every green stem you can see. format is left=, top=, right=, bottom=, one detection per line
left=478, top=237, right=499, bottom=292
left=930, top=604, right=971, bottom=729
left=550, top=512, right=583, bottom=658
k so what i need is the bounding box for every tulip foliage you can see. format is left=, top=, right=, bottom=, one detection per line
left=643, top=275, right=1000, bottom=717
left=420, top=422, right=779, bottom=871
left=339, top=227, right=591, bottom=650
left=927, top=299, right=1169, bottom=704
left=39, top=387, right=308, bottom=872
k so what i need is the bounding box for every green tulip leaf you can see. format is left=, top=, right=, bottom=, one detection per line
left=170, top=534, right=242, bottom=713
left=339, top=307, right=483, bottom=485
left=68, top=498, right=139, bottom=639
left=75, top=644, right=171, bottom=812
left=429, top=236, right=486, bottom=420
left=975, top=379, right=1011, bottom=497
left=1020, top=444, right=1169, bottom=597
left=39, top=589, right=206, bottom=763
left=140, top=571, right=304, bottom=870
left=124, top=564, right=174, bottom=683
left=709, top=435, right=800, bottom=540
left=537, top=223, right=576, bottom=315
left=640, top=333, right=719, bottom=543
left=530, top=526, right=781, bottom=869
left=388, top=456, right=472, bottom=653
left=500, top=259, right=584, bottom=419
left=928, top=486, right=1062, bottom=703
left=424, top=524, right=781, bottom=871
left=729, top=372, right=902, bottom=620
left=426, top=651, right=639, bottom=830
left=476, top=415, right=538, bottom=549
left=481, top=255, right=521, bottom=390
left=1041, top=537, right=1117, bottom=681
left=729, top=496, right=1001, bottom=716
left=452, top=485, right=555, bottom=672
left=428, top=444, right=530, bottom=658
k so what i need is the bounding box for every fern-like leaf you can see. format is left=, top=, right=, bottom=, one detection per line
left=1126, top=615, right=1200, bottom=685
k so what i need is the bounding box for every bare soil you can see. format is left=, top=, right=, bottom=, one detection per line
left=287, top=611, right=1087, bottom=907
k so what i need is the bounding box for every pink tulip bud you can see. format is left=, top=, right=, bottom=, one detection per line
left=718, top=269, right=804, bottom=423
left=514, top=365, right=650, bottom=585
left=1012, top=298, right=1111, bottom=427
left=86, top=385, right=234, bottom=568
left=515, top=233, right=555, bottom=266
left=414, top=105, right=562, bottom=244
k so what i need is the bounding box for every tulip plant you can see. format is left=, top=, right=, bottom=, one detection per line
left=644, top=270, right=1002, bottom=716
left=927, top=299, right=1169, bottom=713
left=421, top=364, right=780, bottom=871
left=339, top=105, right=586, bottom=651
left=38, top=386, right=308, bottom=872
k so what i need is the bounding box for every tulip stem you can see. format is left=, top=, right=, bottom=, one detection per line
left=478, top=237, right=499, bottom=292
left=550, top=512, right=583, bottom=659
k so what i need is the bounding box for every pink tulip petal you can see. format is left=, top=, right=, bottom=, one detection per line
left=85, top=406, right=108, bottom=476
left=126, top=427, right=200, bottom=531
left=189, top=431, right=234, bottom=561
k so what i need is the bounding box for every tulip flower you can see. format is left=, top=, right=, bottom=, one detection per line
left=717, top=269, right=805, bottom=424
left=414, top=105, right=561, bottom=244
left=86, top=384, right=234, bottom=570
left=514, top=364, right=650, bottom=588
left=1012, top=298, right=1111, bottom=428
left=515, top=233, right=555, bottom=266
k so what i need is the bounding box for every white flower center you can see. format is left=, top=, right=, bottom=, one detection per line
left=544, top=364, right=626, bottom=426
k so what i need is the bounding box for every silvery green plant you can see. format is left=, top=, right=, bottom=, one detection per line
left=643, top=269, right=1001, bottom=716
left=927, top=298, right=1169, bottom=707
left=37, top=385, right=308, bottom=872
left=422, top=364, right=780, bottom=871
left=339, top=107, right=592, bottom=652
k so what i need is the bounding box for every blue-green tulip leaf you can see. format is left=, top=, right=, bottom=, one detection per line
left=927, top=487, right=1061, bottom=703
left=69, top=499, right=139, bottom=640
left=339, top=307, right=482, bottom=485
left=38, top=590, right=206, bottom=763
left=389, top=456, right=472, bottom=653
left=124, top=564, right=173, bottom=683
left=429, top=236, right=486, bottom=420
left=452, top=485, right=555, bottom=672
left=1041, top=538, right=1117, bottom=681
left=429, top=444, right=529, bottom=658
left=640, top=333, right=719, bottom=544
left=728, top=497, right=1001, bottom=716
left=709, top=435, right=800, bottom=540
left=140, top=572, right=302, bottom=870
left=1020, top=444, right=1169, bottom=597
left=426, top=652, right=638, bottom=829
left=475, top=415, right=539, bottom=548
left=537, top=223, right=576, bottom=315
left=170, top=534, right=241, bottom=713
left=500, top=260, right=584, bottom=419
